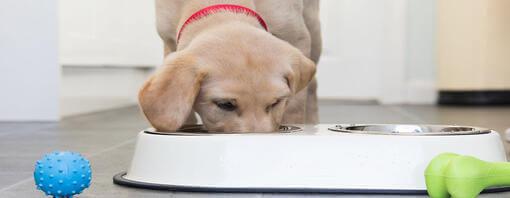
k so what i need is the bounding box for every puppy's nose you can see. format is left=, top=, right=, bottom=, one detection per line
left=238, top=123, right=274, bottom=132
left=251, top=123, right=278, bottom=133
left=239, top=113, right=276, bottom=132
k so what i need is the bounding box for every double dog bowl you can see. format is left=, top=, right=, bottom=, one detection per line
left=114, top=124, right=508, bottom=194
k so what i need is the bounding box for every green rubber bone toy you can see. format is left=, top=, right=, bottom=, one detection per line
left=425, top=153, right=510, bottom=198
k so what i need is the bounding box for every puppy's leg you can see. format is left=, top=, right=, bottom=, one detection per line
left=303, top=0, right=322, bottom=124
left=303, top=0, right=322, bottom=64
left=305, top=78, right=318, bottom=124
left=163, top=42, right=176, bottom=57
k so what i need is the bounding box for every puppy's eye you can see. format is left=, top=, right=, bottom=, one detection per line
left=265, top=99, right=281, bottom=112
left=215, top=101, right=236, bottom=111
left=271, top=99, right=281, bottom=108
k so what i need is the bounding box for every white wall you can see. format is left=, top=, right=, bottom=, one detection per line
left=405, top=0, right=436, bottom=82
left=59, top=0, right=162, bottom=67
left=60, top=67, right=152, bottom=116
left=404, top=0, right=437, bottom=104
left=317, top=0, right=437, bottom=104
left=58, top=0, right=160, bottom=116
left=317, top=0, right=386, bottom=101
left=0, top=0, right=60, bottom=121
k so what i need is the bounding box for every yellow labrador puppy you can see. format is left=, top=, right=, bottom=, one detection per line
left=139, top=0, right=321, bottom=132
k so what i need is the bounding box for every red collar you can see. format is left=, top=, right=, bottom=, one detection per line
left=176, top=4, right=268, bottom=44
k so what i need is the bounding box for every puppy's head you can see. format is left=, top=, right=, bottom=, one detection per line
left=139, top=24, right=315, bottom=132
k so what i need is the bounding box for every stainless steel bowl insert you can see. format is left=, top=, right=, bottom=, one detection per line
left=145, top=124, right=302, bottom=135
left=328, top=124, right=491, bottom=135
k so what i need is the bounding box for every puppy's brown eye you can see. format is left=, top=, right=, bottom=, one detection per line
left=215, top=101, right=236, bottom=111
left=265, top=99, right=281, bottom=112
left=271, top=99, right=281, bottom=108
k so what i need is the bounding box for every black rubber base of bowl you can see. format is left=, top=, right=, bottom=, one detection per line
left=113, top=171, right=510, bottom=194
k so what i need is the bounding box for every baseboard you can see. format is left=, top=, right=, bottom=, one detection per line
left=61, top=66, right=153, bottom=117
left=439, top=90, right=510, bottom=105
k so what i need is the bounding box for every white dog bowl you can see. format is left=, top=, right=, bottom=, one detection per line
left=114, top=124, right=509, bottom=194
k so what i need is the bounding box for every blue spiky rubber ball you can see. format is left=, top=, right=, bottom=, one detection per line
left=34, top=151, right=92, bottom=197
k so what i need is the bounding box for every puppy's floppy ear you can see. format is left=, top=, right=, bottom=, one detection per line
left=138, top=51, right=205, bottom=132
left=286, top=50, right=317, bottom=94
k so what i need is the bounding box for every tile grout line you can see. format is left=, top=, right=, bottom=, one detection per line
left=86, top=138, right=136, bottom=159
left=0, top=178, right=34, bottom=193
left=0, top=138, right=136, bottom=193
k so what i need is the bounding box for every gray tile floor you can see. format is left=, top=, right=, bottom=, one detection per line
left=1, top=103, right=510, bottom=197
